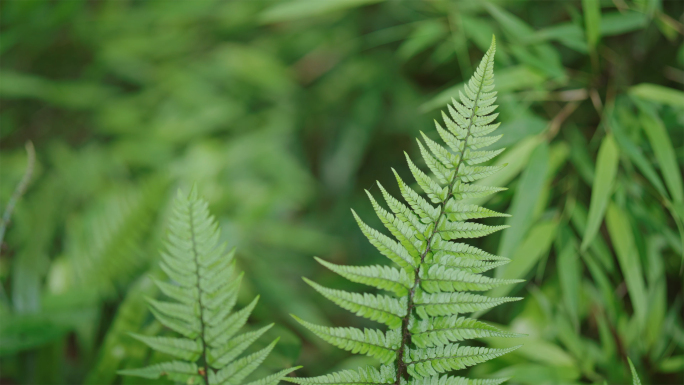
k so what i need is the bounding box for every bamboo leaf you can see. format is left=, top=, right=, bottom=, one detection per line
left=637, top=106, right=684, bottom=204
left=630, top=83, right=684, bottom=109
left=581, top=133, right=619, bottom=251
left=606, top=203, right=647, bottom=330
left=497, top=142, right=549, bottom=260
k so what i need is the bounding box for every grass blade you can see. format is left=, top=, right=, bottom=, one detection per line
left=581, top=133, right=619, bottom=251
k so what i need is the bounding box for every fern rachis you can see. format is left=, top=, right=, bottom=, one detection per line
left=289, top=36, right=522, bottom=385
left=119, top=189, right=298, bottom=385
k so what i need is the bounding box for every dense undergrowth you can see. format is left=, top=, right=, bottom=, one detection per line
left=1, top=1, right=683, bottom=384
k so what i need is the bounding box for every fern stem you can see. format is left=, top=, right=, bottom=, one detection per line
left=189, top=203, right=211, bottom=385
left=394, top=66, right=488, bottom=384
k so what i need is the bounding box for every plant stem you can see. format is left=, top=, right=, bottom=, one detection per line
left=394, top=71, right=486, bottom=383
left=189, top=203, right=211, bottom=385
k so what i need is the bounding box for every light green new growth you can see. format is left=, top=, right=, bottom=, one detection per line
left=118, top=188, right=299, bottom=385
left=288, top=37, right=521, bottom=385
left=628, top=358, right=642, bottom=385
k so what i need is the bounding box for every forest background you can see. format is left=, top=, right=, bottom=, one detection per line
left=0, top=0, right=683, bottom=384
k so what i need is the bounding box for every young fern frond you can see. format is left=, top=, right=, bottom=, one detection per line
left=289, top=37, right=521, bottom=384
left=119, top=188, right=299, bottom=385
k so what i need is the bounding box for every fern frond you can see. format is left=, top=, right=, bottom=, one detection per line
left=62, top=181, right=165, bottom=298
left=119, top=188, right=298, bottom=385
left=293, top=36, right=518, bottom=384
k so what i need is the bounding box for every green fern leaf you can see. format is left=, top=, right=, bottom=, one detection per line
left=119, top=188, right=298, bottom=385
left=405, top=345, right=520, bottom=377
left=410, top=316, right=522, bottom=348
left=414, top=292, right=521, bottom=318
left=118, top=361, right=199, bottom=380
left=628, top=358, right=642, bottom=385
left=352, top=209, right=417, bottom=271
left=294, top=316, right=399, bottom=364
left=285, top=365, right=395, bottom=385
left=419, top=265, right=523, bottom=293
left=304, top=278, right=407, bottom=328
left=292, top=36, right=519, bottom=384
left=405, top=375, right=509, bottom=385
left=377, top=182, right=428, bottom=232
left=129, top=334, right=202, bottom=361
left=316, top=258, right=413, bottom=296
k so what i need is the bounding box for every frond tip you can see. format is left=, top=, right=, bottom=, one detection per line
left=119, top=188, right=298, bottom=385
left=291, top=36, right=518, bottom=384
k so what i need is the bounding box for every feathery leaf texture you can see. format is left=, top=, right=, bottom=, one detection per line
left=119, top=188, right=298, bottom=385
left=289, top=37, right=520, bottom=385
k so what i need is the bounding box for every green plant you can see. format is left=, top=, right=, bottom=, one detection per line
left=118, top=189, right=299, bottom=385
left=289, top=37, right=523, bottom=384
left=628, top=358, right=642, bottom=385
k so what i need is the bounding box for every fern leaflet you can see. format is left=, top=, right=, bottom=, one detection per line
left=628, top=358, right=642, bottom=385
left=289, top=36, right=521, bottom=384
left=119, top=188, right=299, bottom=385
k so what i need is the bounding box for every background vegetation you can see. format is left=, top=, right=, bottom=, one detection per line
left=0, top=0, right=682, bottom=384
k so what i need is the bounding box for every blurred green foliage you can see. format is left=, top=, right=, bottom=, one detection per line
left=0, top=0, right=682, bottom=384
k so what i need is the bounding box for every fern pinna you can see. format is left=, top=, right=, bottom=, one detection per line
left=289, top=37, right=522, bottom=385
left=119, top=189, right=298, bottom=385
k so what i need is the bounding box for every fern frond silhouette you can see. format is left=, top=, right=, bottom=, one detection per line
left=63, top=180, right=166, bottom=298
left=289, top=36, right=522, bottom=384
left=119, top=188, right=299, bottom=385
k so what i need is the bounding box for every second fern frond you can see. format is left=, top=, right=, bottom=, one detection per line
left=119, top=188, right=299, bottom=385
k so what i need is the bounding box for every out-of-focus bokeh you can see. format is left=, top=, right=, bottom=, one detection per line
left=1, top=0, right=683, bottom=384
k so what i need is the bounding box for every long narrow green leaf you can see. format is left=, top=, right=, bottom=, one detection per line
left=491, top=220, right=558, bottom=298
left=637, top=106, right=684, bottom=204
left=556, top=228, right=580, bottom=330
left=259, top=0, right=383, bottom=24
left=630, top=83, right=684, bottom=109
left=468, top=136, right=543, bottom=206
left=606, top=203, right=647, bottom=329
left=581, top=133, right=619, bottom=251
left=497, top=142, right=549, bottom=260
left=613, top=125, right=669, bottom=199
left=581, top=0, right=601, bottom=53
